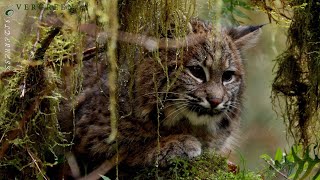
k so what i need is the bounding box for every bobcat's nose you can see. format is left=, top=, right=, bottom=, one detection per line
left=207, top=97, right=222, bottom=108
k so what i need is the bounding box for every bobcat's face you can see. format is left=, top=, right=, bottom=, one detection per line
left=165, top=35, right=244, bottom=126
left=136, top=20, right=261, bottom=129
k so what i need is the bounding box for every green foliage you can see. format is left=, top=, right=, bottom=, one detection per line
left=134, top=152, right=262, bottom=180
left=261, top=145, right=320, bottom=179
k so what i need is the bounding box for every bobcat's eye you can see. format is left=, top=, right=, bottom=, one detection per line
left=187, top=65, right=206, bottom=81
left=222, top=71, right=235, bottom=83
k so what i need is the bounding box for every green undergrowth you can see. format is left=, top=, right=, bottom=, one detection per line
left=261, top=145, right=320, bottom=180
left=133, top=152, right=262, bottom=180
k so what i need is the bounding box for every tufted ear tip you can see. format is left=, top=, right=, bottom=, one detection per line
left=247, top=23, right=267, bottom=31
left=227, top=24, right=266, bottom=50
left=227, top=24, right=266, bottom=39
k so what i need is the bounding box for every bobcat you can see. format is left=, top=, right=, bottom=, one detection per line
left=59, top=19, right=262, bottom=176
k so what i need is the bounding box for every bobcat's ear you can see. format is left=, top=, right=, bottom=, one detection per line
left=227, top=25, right=264, bottom=50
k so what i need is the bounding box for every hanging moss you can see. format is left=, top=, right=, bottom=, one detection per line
left=271, top=0, right=320, bottom=150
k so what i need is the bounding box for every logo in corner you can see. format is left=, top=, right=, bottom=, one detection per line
left=5, top=9, right=14, bottom=17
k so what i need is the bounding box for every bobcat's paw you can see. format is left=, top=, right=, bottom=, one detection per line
left=157, top=135, right=202, bottom=166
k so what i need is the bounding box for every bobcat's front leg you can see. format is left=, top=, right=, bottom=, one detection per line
left=126, top=134, right=202, bottom=167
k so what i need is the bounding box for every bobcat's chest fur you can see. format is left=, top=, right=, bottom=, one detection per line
left=64, top=19, right=262, bottom=169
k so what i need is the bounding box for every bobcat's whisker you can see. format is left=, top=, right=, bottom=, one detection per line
left=164, top=98, right=188, bottom=101
left=143, top=100, right=186, bottom=109
left=223, top=112, right=232, bottom=121
left=171, top=106, right=188, bottom=122
left=163, top=104, right=188, bottom=121
left=231, top=101, right=242, bottom=105
left=228, top=104, right=242, bottom=113
left=227, top=109, right=240, bottom=117
left=163, top=102, right=187, bottom=109
left=142, top=92, right=185, bottom=96
left=188, top=104, right=201, bottom=114
left=229, top=107, right=242, bottom=113
left=231, top=103, right=241, bottom=106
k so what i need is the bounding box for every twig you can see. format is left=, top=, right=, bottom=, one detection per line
left=26, top=146, right=49, bottom=180
left=77, top=153, right=126, bottom=180
left=0, top=70, right=15, bottom=80
left=0, top=46, right=96, bottom=80
left=1, top=22, right=207, bottom=79
left=46, top=46, right=101, bottom=66
left=30, top=0, right=49, bottom=61
left=34, top=27, right=61, bottom=61
left=20, top=78, right=26, bottom=98
left=265, top=160, right=289, bottom=179
left=273, top=83, right=308, bottom=96
left=66, top=152, right=81, bottom=179
left=97, top=30, right=207, bottom=51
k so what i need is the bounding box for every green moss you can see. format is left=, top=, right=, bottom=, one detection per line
left=0, top=65, right=67, bottom=179
left=133, top=152, right=262, bottom=180
left=0, top=1, right=84, bottom=178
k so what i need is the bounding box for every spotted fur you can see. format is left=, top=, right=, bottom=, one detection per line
left=59, top=19, right=262, bottom=173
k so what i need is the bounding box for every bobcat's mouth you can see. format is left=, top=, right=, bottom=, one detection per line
left=187, top=103, right=223, bottom=116
left=183, top=94, right=225, bottom=116
left=162, top=95, right=227, bottom=127
left=164, top=94, right=225, bottom=116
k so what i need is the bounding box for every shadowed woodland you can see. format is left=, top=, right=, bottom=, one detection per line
left=0, top=0, right=319, bottom=179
